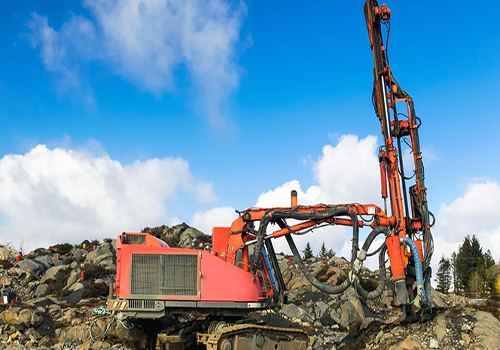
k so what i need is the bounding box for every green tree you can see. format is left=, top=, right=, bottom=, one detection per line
left=302, top=242, right=314, bottom=260
left=453, top=235, right=497, bottom=295
left=455, top=235, right=483, bottom=293
left=477, top=250, right=496, bottom=293
left=435, top=255, right=452, bottom=293
left=318, top=241, right=336, bottom=259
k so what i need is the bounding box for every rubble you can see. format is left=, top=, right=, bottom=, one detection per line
left=1, top=224, right=499, bottom=349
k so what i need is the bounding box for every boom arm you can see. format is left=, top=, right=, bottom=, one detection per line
left=364, top=0, right=434, bottom=307
left=364, top=0, right=433, bottom=268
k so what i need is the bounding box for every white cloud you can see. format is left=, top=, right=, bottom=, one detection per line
left=26, top=14, right=96, bottom=103
left=26, top=0, right=247, bottom=126
left=0, top=144, right=215, bottom=251
left=191, top=206, right=238, bottom=235
left=434, top=181, right=500, bottom=267
left=256, top=135, right=381, bottom=208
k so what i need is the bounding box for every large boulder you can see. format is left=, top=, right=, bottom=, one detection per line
left=70, top=248, right=88, bottom=262
left=472, top=310, right=500, bottom=350
left=15, top=259, right=47, bottom=275
left=279, top=303, right=314, bottom=324
left=41, top=265, right=68, bottom=284
left=339, top=295, right=365, bottom=330
left=160, top=223, right=212, bottom=248
left=34, top=255, right=56, bottom=269
left=85, top=246, right=114, bottom=268
left=34, top=284, right=50, bottom=298
left=430, top=288, right=448, bottom=308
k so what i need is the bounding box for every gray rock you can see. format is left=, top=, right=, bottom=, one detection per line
left=431, top=288, right=448, bottom=308
left=71, top=248, right=88, bottom=261
left=85, top=246, right=114, bottom=267
left=61, top=289, right=83, bottom=305
left=41, top=265, right=68, bottom=283
left=16, top=259, right=47, bottom=275
left=461, top=323, right=471, bottom=331
left=66, top=270, right=81, bottom=289
left=34, top=254, right=55, bottom=268
left=280, top=303, right=314, bottom=324
left=34, top=284, right=50, bottom=298
left=69, top=282, right=84, bottom=292
left=315, top=301, right=329, bottom=319
left=161, top=223, right=211, bottom=248
left=340, top=298, right=364, bottom=329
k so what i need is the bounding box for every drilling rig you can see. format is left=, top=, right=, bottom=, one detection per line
left=107, top=1, right=435, bottom=348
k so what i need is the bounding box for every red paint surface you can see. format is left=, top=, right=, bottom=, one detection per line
left=117, top=232, right=263, bottom=303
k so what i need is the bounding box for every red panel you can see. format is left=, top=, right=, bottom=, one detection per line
left=116, top=233, right=263, bottom=303
left=200, top=251, right=262, bottom=302
left=212, top=227, right=230, bottom=257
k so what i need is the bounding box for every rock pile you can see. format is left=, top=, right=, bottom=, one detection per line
left=144, top=223, right=212, bottom=249
left=1, top=225, right=500, bottom=349
left=273, top=253, right=500, bottom=350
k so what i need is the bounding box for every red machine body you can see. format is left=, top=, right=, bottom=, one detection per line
left=116, top=232, right=263, bottom=304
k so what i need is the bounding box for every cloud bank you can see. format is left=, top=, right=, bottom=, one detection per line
left=0, top=145, right=215, bottom=251
left=26, top=0, right=247, bottom=126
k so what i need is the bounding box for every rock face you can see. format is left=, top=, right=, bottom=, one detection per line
left=159, top=223, right=212, bottom=249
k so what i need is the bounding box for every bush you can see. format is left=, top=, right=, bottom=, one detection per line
left=82, top=280, right=109, bottom=298
left=82, top=263, right=109, bottom=280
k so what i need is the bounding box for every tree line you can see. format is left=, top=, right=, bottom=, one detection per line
left=435, top=235, right=500, bottom=297
left=302, top=241, right=336, bottom=260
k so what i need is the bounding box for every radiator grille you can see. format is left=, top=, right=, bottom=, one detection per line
left=130, top=254, right=198, bottom=296
left=129, top=299, right=157, bottom=309
left=123, top=234, right=146, bottom=245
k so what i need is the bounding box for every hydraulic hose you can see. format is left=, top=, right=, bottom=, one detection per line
left=285, top=233, right=351, bottom=294
left=282, top=207, right=358, bottom=295
left=402, top=236, right=426, bottom=308
left=354, top=226, right=388, bottom=299
left=251, top=206, right=350, bottom=273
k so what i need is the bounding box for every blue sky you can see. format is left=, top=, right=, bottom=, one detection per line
left=1, top=0, right=500, bottom=263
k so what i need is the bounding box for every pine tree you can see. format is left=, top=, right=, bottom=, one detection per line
left=435, top=255, right=452, bottom=293
left=302, top=242, right=314, bottom=260
left=454, top=235, right=495, bottom=294
left=318, top=242, right=328, bottom=258
left=317, top=241, right=336, bottom=259
left=326, top=249, right=336, bottom=259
